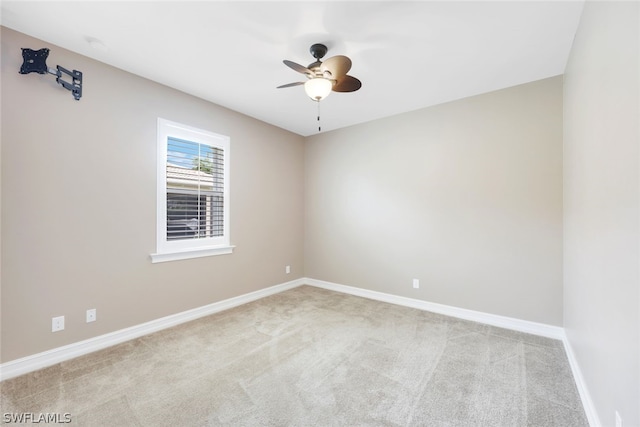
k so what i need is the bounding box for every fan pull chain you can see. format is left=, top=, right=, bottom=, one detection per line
left=317, top=100, right=321, bottom=132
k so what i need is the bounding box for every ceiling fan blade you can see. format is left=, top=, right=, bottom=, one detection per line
left=283, top=60, right=312, bottom=76
left=321, top=55, right=352, bottom=78
left=277, top=82, right=305, bottom=89
left=332, top=75, right=362, bottom=93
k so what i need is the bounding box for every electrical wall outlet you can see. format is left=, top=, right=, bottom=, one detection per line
left=413, top=279, right=420, bottom=289
left=52, top=316, right=65, bottom=332
left=285, top=265, right=291, bottom=274
left=86, top=308, right=97, bottom=323
left=615, top=411, right=622, bottom=427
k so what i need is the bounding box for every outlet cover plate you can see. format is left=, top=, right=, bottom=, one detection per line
left=52, top=316, right=65, bottom=332
left=86, top=309, right=97, bottom=323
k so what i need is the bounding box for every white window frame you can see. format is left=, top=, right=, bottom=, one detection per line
left=151, top=118, right=233, bottom=263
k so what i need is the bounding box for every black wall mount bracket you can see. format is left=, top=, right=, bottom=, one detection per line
left=19, top=48, right=83, bottom=100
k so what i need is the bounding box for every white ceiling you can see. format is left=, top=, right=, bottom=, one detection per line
left=1, top=1, right=584, bottom=136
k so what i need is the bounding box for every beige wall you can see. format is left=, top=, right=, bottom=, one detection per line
left=0, top=28, right=305, bottom=362
left=305, top=76, right=564, bottom=325
left=563, top=1, right=640, bottom=426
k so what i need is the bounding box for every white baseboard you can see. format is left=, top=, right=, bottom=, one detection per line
left=305, top=278, right=565, bottom=339
left=0, top=275, right=599, bottom=427
left=561, top=334, right=601, bottom=427
left=0, top=278, right=305, bottom=381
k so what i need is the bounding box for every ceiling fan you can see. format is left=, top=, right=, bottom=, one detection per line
left=277, top=43, right=362, bottom=102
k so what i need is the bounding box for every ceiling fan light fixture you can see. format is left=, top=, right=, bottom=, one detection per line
left=304, top=77, right=332, bottom=101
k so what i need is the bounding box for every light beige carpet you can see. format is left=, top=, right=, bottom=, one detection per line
left=1, top=285, right=588, bottom=426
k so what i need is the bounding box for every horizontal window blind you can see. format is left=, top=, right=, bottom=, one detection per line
left=166, top=137, right=224, bottom=241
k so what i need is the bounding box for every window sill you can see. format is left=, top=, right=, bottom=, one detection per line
left=150, top=245, right=235, bottom=263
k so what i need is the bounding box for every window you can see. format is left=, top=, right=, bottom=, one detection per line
left=151, top=118, right=232, bottom=263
